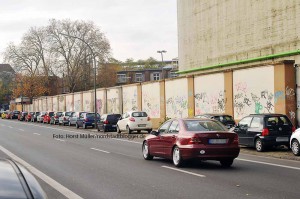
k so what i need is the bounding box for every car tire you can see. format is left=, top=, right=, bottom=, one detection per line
left=291, top=139, right=300, bottom=156
left=126, top=126, right=132, bottom=134
left=117, top=125, right=121, bottom=134
left=63, top=123, right=65, bottom=126
left=173, top=146, right=184, bottom=167
left=76, top=123, right=79, bottom=129
left=83, top=123, right=86, bottom=129
left=220, top=159, right=234, bottom=168
left=142, top=141, right=153, bottom=160
left=255, top=138, right=265, bottom=152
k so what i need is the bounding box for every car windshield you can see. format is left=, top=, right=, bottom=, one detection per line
left=65, top=112, right=72, bottom=116
left=56, top=112, right=63, bottom=116
left=184, top=120, right=227, bottom=131
left=132, top=112, right=147, bottom=117
left=49, top=112, right=54, bottom=116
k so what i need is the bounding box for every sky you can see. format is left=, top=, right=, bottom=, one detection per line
left=0, top=0, right=178, bottom=63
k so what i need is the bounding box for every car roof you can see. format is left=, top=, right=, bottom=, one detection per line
left=249, top=113, right=287, bottom=117
left=196, top=113, right=233, bottom=117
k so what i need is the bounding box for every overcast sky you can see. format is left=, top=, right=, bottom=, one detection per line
left=0, top=0, right=178, bottom=63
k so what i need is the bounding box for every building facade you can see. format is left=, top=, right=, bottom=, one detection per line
left=177, top=0, right=300, bottom=125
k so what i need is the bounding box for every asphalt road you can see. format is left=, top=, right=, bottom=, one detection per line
left=0, top=119, right=299, bottom=199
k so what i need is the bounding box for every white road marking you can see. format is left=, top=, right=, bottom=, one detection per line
left=161, top=166, right=206, bottom=177
left=0, top=145, right=83, bottom=199
left=8, top=126, right=13, bottom=128
left=237, top=158, right=300, bottom=170
left=112, top=138, right=142, bottom=144
left=90, top=147, right=110, bottom=154
left=19, top=129, right=24, bottom=131
left=33, top=133, right=41, bottom=136
left=55, top=138, right=65, bottom=142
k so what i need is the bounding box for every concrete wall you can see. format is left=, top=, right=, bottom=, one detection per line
left=177, top=0, right=300, bottom=71
left=165, top=78, right=189, bottom=118
left=233, top=66, right=275, bottom=119
left=194, top=73, right=225, bottom=115
left=122, top=84, right=139, bottom=112
left=28, top=61, right=296, bottom=128
left=66, top=94, right=73, bottom=111
left=52, top=96, right=58, bottom=112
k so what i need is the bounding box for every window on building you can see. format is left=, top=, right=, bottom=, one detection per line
left=135, top=73, right=143, bottom=82
left=153, top=73, right=160, bottom=81
left=117, top=74, right=126, bottom=83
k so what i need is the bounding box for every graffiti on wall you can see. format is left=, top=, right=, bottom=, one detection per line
left=166, top=96, right=188, bottom=118
left=74, top=100, right=81, bottom=111
left=142, top=92, right=160, bottom=118
left=194, top=90, right=226, bottom=115
left=123, top=88, right=138, bottom=111
left=107, top=97, right=119, bottom=113
left=233, top=82, right=274, bottom=117
left=97, top=99, right=103, bottom=114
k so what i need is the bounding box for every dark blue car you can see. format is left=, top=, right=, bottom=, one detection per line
left=76, top=112, right=100, bottom=129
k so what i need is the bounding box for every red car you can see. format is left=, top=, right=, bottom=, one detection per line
left=142, top=118, right=240, bottom=167
left=43, top=112, right=54, bottom=124
left=25, top=112, right=35, bottom=122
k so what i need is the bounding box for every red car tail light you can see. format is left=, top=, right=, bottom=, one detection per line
left=147, top=116, right=151, bottom=121
left=233, top=134, right=239, bottom=145
left=261, top=128, right=269, bottom=136
left=292, top=126, right=296, bottom=133
left=104, top=120, right=109, bottom=124
left=129, top=117, right=135, bottom=122
left=188, top=137, right=201, bottom=144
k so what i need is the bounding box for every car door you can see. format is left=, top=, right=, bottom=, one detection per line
left=163, top=120, right=180, bottom=157
left=234, top=116, right=253, bottom=145
left=118, top=112, right=128, bottom=131
left=247, top=117, right=263, bottom=146
left=150, top=120, right=172, bottom=157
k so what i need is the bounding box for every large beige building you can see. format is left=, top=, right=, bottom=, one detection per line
left=177, top=0, right=300, bottom=125
left=177, top=0, right=300, bottom=72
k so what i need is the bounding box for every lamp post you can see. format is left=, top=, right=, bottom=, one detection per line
left=20, top=80, right=23, bottom=112
left=59, top=32, right=98, bottom=129
left=157, top=50, right=167, bottom=79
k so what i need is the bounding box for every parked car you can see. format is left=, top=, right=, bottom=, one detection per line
left=43, top=112, right=54, bottom=124
left=25, top=112, right=35, bottom=122
left=31, top=112, right=41, bottom=122
left=97, top=113, right=122, bottom=132
left=50, top=112, right=63, bottom=125
left=142, top=118, right=240, bottom=167
left=195, top=114, right=236, bottom=129
left=290, top=128, right=300, bottom=156
left=37, top=111, right=47, bottom=123
left=233, top=114, right=295, bottom=152
left=18, top=111, right=28, bottom=121
left=117, top=111, right=152, bottom=134
left=1, top=111, right=8, bottom=119
left=59, top=111, right=74, bottom=126
left=76, top=112, right=100, bottom=129
left=68, top=112, right=86, bottom=126
left=0, top=158, right=47, bottom=199
left=10, top=110, right=20, bottom=119
left=5, top=111, right=12, bottom=119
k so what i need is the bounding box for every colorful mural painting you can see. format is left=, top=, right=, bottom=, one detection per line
left=142, top=82, right=160, bottom=118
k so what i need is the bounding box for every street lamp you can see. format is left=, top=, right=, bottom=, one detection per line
left=20, top=80, right=23, bottom=112
left=59, top=32, right=98, bottom=129
left=157, top=50, right=167, bottom=79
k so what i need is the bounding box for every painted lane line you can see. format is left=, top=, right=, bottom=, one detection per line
left=0, top=145, right=83, bottom=199
left=19, top=129, right=24, bottom=131
left=33, top=133, right=41, bottom=136
left=90, top=148, right=110, bottom=154
left=237, top=158, right=300, bottom=171
left=55, top=138, right=65, bottom=142
left=8, top=126, right=13, bottom=128
left=112, top=138, right=142, bottom=144
left=161, top=166, right=206, bottom=178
